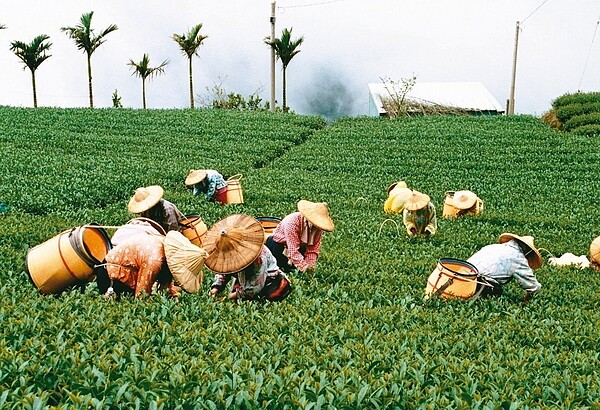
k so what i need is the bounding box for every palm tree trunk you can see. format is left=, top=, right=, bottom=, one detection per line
left=282, top=67, right=287, bottom=113
left=142, top=78, right=147, bottom=109
left=188, top=57, right=194, bottom=109
left=31, top=70, right=37, bottom=108
left=87, top=54, right=94, bottom=108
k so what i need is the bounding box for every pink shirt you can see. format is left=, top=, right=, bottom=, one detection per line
left=271, top=212, right=323, bottom=271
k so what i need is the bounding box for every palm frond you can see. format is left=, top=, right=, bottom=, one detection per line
left=172, top=23, right=207, bottom=58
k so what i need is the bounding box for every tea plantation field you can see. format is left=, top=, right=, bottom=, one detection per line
left=0, top=107, right=599, bottom=408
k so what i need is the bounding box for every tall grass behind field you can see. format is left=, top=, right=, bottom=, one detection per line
left=1, top=109, right=599, bottom=408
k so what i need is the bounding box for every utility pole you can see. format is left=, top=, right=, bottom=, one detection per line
left=508, top=21, right=520, bottom=115
left=270, top=1, right=276, bottom=112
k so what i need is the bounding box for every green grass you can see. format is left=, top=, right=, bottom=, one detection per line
left=0, top=108, right=599, bottom=408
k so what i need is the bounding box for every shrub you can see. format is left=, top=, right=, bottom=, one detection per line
left=552, top=91, right=600, bottom=109
left=555, top=102, right=600, bottom=123
left=570, top=123, right=600, bottom=137
left=563, top=112, right=600, bottom=132
left=541, top=108, right=561, bottom=130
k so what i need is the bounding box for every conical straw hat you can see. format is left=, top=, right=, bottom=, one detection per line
left=202, top=214, right=264, bottom=274
left=164, top=231, right=209, bottom=293
left=453, top=190, right=478, bottom=210
left=499, top=233, right=543, bottom=269
left=590, top=236, right=600, bottom=264
left=185, top=169, right=207, bottom=186
left=297, top=200, right=334, bottom=232
left=403, top=191, right=430, bottom=211
left=128, top=185, right=164, bottom=214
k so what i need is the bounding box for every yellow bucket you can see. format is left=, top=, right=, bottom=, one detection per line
left=256, top=216, right=282, bottom=243
left=179, top=214, right=208, bottom=247
left=226, top=174, right=244, bottom=204
left=442, top=191, right=460, bottom=218
left=26, top=224, right=112, bottom=295
left=425, top=258, right=482, bottom=300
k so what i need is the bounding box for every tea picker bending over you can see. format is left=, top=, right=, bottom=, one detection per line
left=402, top=191, right=437, bottom=237
left=204, top=214, right=292, bottom=301
left=128, top=185, right=183, bottom=233
left=98, top=221, right=179, bottom=299
left=467, top=233, right=542, bottom=303
left=266, top=200, right=334, bottom=273
left=185, top=169, right=227, bottom=204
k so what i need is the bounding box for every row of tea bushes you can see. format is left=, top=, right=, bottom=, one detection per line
left=545, top=91, right=600, bottom=136
left=1, top=108, right=599, bottom=407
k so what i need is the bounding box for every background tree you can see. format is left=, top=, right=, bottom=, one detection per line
left=61, top=11, right=118, bottom=108
left=127, top=53, right=168, bottom=109
left=172, top=24, right=208, bottom=109
left=265, top=27, right=304, bottom=113
left=0, top=24, right=6, bottom=29
left=10, top=35, right=52, bottom=108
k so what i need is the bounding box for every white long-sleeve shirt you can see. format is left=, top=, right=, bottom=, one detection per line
left=467, top=239, right=541, bottom=294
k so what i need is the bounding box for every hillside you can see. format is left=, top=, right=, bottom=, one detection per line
left=1, top=108, right=599, bottom=408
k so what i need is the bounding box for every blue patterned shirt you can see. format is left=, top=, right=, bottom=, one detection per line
left=193, top=169, right=227, bottom=200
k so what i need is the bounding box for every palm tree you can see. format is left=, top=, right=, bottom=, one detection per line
left=265, top=27, right=304, bottom=113
left=10, top=35, right=52, bottom=108
left=172, top=24, right=208, bottom=109
left=61, top=11, right=118, bottom=108
left=127, top=53, right=169, bottom=109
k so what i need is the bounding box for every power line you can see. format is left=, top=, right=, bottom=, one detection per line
left=278, top=0, right=346, bottom=11
left=578, top=13, right=600, bottom=91
left=521, top=0, right=552, bottom=24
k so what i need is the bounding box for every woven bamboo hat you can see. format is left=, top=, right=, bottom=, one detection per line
left=185, top=169, right=208, bottom=186
left=297, top=200, right=335, bottom=232
left=453, top=190, right=478, bottom=210
left=127, top=185, right=164, bottom=214
left=164, top=231, right=209, bottom=293
left=590, top=236, right=600, bottom=265
left=403, top=191, right=430, bottom=211
left=202, top=214, right=264, bottom=274
left=499, top=233, right=543, bottom=269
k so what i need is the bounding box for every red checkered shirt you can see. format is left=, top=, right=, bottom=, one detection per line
left=271, top=212, right=323, bottom=271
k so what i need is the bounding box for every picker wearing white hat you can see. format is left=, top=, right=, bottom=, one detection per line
left=402, top=191, right=438, bottom=237
left=128, top=185, right=183, bottom=233
left=266, top=200, right=334, bottom=273
left=467, top=233, right=543, bottom=303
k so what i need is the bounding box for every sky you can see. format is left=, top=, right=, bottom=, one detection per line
left=0, top=0, right=599, bottom=118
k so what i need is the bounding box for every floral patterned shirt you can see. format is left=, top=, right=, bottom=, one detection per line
left=105, top=235, right=178, bottom=298
left=211, top=246, right=282, bottom=299
left=467, top=239, right=541, bottom=293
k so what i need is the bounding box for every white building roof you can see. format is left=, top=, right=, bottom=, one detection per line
left=368, top=82, right=504, bottom=116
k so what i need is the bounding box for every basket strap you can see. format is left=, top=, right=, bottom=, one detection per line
left=57, top=232, right=81, bottom=282
left=433, top=277, right=454, bottom=298
left=227, top=173, right=243, bottom=181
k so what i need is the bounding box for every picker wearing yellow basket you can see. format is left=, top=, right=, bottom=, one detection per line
left=383, top=181, right=413, bottom=214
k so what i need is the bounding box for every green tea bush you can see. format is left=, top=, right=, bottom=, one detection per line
left=563, top=111, right=600, bottom=132
left=570, top=123, right=600, bottom=137
left=555, top=101, right=600, bottom=123
left=0, top=109, right=599, bottom=408
left=552, top=91, right=600, bottom=109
